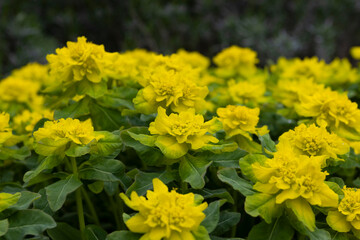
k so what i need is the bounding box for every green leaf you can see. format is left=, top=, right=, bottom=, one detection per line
left=85, top=225, right=107, bottom=240
left=8, top=191, right=40, bottom=210
left=0, top=146, right=31, bottom=161
left=192, top=225, right=211, bottom=240
left=47, top=222, right=80, bottom=240
left=217, top=168, right=255, bottom=196
left=97, top=86, right=138, bottom=109
left=65, top=144, right=91, bottom=157
left=258, top=133, right=277, bottom=157
left=325, top=181, right=343, bottom=197
left=106, top=230, right=141, bottom=240
left=128, top=131, right=157, bottom=147
left=121, top=128, right=166, bottom=166
left=125, top=170, right=175, bottom=196
left=212, top=211, right=241, bottom=236
left=77, top=80, right=108, bottom=99
left=248, top=216, right=294, bottom=240
left=24, top=155, right=64, bottom=183
left=179, top=155, right=212, bottom=189
left=245, top=193, right=283, bottom=224
left=0, top=219, right=8, bottom=237
left=198, top=148, right=247, bottom=168
left=54, top=97, right=91, bottom=119
left=91, top=131, right=122, bottom=156
left=45, top=174, right=82, bottom=212
left=79, top=159, right=126, bottom=183
left=201, top=141, right=239, bottom=154
left=286, top=208, right=331, bottom=240
left=239, top=153, right=268, bottom=182
left=5, top=209, right=56, bottom=239
left=88, top=181, right=104, bottom=194
left=192, top=188, right=234, bottom=204
left=90, top=103, right=131, bottom=131
left=0, top=192, right=21, bottom=212
left=202, top=200, right=221, bottom=233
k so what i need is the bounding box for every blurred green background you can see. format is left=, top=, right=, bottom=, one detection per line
left=1, top=0, right=360, bottom=75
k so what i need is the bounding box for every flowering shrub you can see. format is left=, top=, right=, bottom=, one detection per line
left=0, top=37, right=360, bottom=239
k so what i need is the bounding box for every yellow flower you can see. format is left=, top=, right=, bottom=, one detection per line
left=33, top=118, right=103, bottom=156
left=279, top=57, right=329, bottom=81
left=13, top=109, right=54, bottom=134
left=174, top=49, right=210, bottom=72
left=327, top=187, right=360, bottom=237
left=227, top=79, right=266, bottom=107
left=350, top=46, right=360, bottom=60
left=213, top=46, right=258, bottom=77
left=248, top=148, right=338, bottom=230
left=47, top=36, right=109, bottom=85
left=323, top=58, right=358, bottom=86
left=0, top=76, right=43, bottom=110
left=217, top=105, right=268, bottom=139
left=134, top=65, right=208, bottom=114
left=0, top=192, right=21, bottom=212
left=273, top=78, right=326, bottom=108
left=277, top=124, right=349, bottom=164
left=11, top=62, right=52, bottom=86
left=148, top=107, right=219, bottom=159
left=0, top=112, right=12, bottom=145
left=120, top=178, right=208, bottom=240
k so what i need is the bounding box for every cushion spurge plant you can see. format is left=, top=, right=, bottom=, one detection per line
left=3, top=37, right=360, bottom=240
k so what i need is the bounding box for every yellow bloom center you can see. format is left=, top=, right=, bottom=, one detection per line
left=338, top=188, right=360, bottom=218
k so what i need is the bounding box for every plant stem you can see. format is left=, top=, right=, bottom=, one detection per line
left=81, top=188, right=100, bottom=226
left=115, top=189, right=126, bottom=230
left=71, top=157, right=86, bottom=240
left=108, top=194, right=122, bottom=230
left=231, top=190, right=238, bottom=237
left=181, top=181, right=188, bottom=194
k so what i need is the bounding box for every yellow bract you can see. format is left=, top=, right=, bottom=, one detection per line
left=213, top=46, right=258, bottom=77
left=34, top=118, right=102, bottom=146
left=277, top=124, right=349, bottom=164
left=120, top=178, right=208, bottom=240
left=133, top=53, right=209, bottom=114
left=217, top=105, right=268, bottom=139
left=227, top=78, right=267, bottom=107
left=148, top=107, right=219, bottom=159
left=0, top=112, right=13, bottom=145
left=11, top=62, right=52, bottom=86
left=327, top=187, right=360, bottom=237
left=13, top=109, right=54, bottom=134
left=0, top=76, right=43, bottom=110
left=248, top=146, right=338, bottom=231
left=47, top=36, right=110, bottom=85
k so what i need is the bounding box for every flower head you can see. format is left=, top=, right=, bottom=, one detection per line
left=227, top=79, right=267, bottom=107
left=13, top=109, right=53, bottom=134
left=217, top=105, right=268, bottom=140
left=327, top=187, right=360, bottom=236
left=148, top=107, right=219, bottom=159
left=133, top=57, right=209, bottom=114
left=120, top=178, right=208, bottom=240
left=248, top=147, right=338, bottom=230
left=11, top=62, right=52, bottom=86
left=47, top=36, right=107, bottom=84
left=277, top=124, right=349, bottom=163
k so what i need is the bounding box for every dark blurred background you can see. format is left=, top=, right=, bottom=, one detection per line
left=1, top=0, right=360, bottom=75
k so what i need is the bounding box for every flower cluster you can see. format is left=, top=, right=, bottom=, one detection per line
left=120, top=178, right=208, bottom=240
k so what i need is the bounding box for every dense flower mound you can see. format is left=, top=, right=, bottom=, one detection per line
left=1, top=38, right=360, bottom=239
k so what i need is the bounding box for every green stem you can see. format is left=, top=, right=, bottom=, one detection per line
left=81, top=188, right=100, bottom=226
left=71, top=157, right=86, bottom=240
left=181, top=181, right=188, bottom=194
left=115, top=189, right=126, bottom=230
left=109, top=195, right=122, bottom=230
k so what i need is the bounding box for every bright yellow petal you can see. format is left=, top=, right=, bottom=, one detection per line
left=286, top=198, right=316, bottom=231
left=276, top=189, right=300, bottom=204
left=149, top=226, right=167, bottom=240
left=326, top=210, right=352, bottom=232
left=125, top=214, right=151, bottom=233
left=152, top=178, right=168, bottom=194
left=351, top=220, right=360, bottom=230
